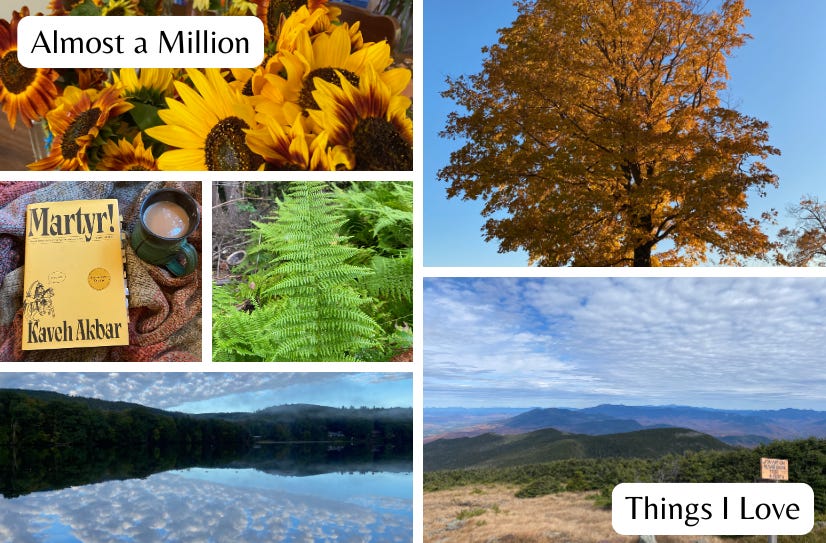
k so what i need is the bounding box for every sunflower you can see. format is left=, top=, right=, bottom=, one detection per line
left=269, top=5, right=326, bottom=55
left=99, top=133, right=159, bottom=170
left=256, top=0, right=335, bottom=44
left=113, top=68, right=176, bottom=104
left=229, top=67, right=258, bottom=97
left=258, top=25, right=407, bottom=126
left=29, top=85, right=133, bottom=171
left=309, top=65, right=412, bottom=171
left=146, top=68, right=263, bottom=170
left=101, top=0, right=139, bottom=15
left=0, top=7, right=59, bottom=130
left=246, top=112, right=350, bottom=170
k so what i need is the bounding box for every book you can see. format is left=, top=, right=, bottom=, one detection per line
left=22, top=199, right=129, bottom=350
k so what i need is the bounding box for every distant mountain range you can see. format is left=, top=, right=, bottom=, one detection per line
left=424, top=404, right=826, bottom=446
left=424, top=427, right=732, bottom=471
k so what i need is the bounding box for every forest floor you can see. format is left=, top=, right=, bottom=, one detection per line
left=212, top=181, right=276, bottom=283
left=424, top=486, right=826, bottom=543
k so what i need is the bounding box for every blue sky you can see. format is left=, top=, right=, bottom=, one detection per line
left=424, top=277, right=826, bottom=409
left=0, top=372, right=413, bottom=413
left=423, top=0, right=826, bottom=266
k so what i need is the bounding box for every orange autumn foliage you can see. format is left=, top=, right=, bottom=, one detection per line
left=439, top=0, right=779, bottom=266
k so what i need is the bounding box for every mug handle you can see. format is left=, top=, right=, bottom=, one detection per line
left=165, top=241, right=198, bottom=277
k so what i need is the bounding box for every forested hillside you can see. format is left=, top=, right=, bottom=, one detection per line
left=0, top=389, right=249, bottom=451
left=424, top=427, right=731, bottom=471
left=0, top=390, right=412, bottom=450
left=205, top=404, right=413, bottom=445
left=425, top=438, right=826, bottom=513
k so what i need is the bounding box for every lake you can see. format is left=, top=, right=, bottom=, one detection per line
left=0, top=445, right=413, bottom=543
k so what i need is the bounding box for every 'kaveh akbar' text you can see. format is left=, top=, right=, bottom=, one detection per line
left=27, top=319, right=124, bottom=344
left=28, top=205, right=115, bottom=242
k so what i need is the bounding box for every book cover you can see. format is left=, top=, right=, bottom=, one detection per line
left=22, top=199, right=129, bottom=350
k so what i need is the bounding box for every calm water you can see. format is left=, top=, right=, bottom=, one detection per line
left=0, top=466, right=412, bottom=543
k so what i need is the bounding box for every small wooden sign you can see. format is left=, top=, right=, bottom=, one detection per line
left=760, top=457, right=789, bottom=481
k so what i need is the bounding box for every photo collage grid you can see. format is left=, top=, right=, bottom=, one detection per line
left=1, top=0, right=825, bottom=542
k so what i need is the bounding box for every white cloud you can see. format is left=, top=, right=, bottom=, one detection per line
left=425, top=277, right=826, bottom=409
left=0, top=373, right=412, bottom=412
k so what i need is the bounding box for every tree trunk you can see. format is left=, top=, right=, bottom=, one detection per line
left=634, top=244, right=652, bottom=267
left=632, top=212, right=654, bottom=267
left=219, top=181, right=243, bottom=227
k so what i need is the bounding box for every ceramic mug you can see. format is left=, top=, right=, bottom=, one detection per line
left=131, top=189, right=200, bottom=276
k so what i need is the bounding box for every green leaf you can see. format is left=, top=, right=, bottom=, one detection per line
left=70, top=0, right=102, bottom=16
left=128, top=102, right=164, bottom=132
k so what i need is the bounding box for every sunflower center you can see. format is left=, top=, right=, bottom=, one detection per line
left=204, top=116, right=260, bottom=171
left=0, top=51, right=37, bottom=94
left=299, top=68, right=360, bottom=112
left=353, top=117, right=412, bottom=171
left=127, top=165, right=150, bottom=171
left=105, top=6, right=126, bottom=15
left=267, top=0, right=305, bottom=39
left=61, top=108, right=102, bottom=159
left=241, top=78, right=254, bottom=97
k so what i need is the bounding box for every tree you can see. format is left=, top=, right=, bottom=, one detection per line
left=439, top=0, right=779, bottom=266
left=775, top=196, right=826, bottom=266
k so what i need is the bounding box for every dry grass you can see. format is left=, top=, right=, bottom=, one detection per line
left=425, top=486, right=826, bottom=543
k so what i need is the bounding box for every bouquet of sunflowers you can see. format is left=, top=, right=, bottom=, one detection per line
left=0, top=0, right=413, bottom=170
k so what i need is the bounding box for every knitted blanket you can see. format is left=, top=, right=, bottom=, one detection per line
left=0, top=181, right=202, bottom=361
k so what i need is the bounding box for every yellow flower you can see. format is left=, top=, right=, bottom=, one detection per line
left=269, top=5, right=326, bottom=54
left=147, top=68, right=263, bottom=170
left=113, top=68, right=176, bottom=104
left=227, top=0, right=258, bottom=15
left=0, top=7, right=59, bottom=130
left=29, top=86, right=133, bottom=171
left=101, top=0, right=139, bottom=16
left=309, top=65, right=412, bottom=171
left=229, top=67, right=258, bottom=97
left=99, top=133, right=159, bottom=170
left=246, top=112, right=351, bottom=170
left=258, top=25, right=408, bottom=125
left=256, top=0, right=334, bottom=44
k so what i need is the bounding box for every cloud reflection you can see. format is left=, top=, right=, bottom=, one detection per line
left=0, top=469, right=412, bottom=543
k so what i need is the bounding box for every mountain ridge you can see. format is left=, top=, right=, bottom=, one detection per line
left=424, top=404, right=826, bottom=446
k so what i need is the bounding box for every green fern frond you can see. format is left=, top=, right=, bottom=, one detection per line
left=245, top=183, right=382, bottom=361
left=362, top=252, right=413, bottom=303
left=337, top=182, right=413, bottom=254
left=212, top=182, right=413, bottom=362
left=213, top=284, right=281, bottom=361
